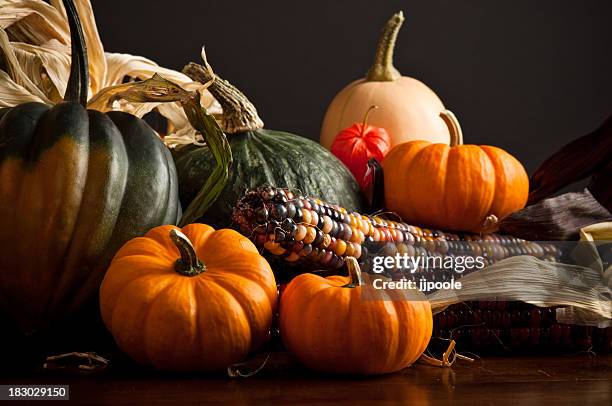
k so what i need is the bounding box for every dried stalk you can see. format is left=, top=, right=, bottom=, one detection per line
left=0, top=0, right=220, bottom=143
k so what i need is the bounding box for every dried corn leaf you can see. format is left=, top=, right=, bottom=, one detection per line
left=0, top=0, right=68, bottom=45
left=38, top=37, right=68, bottom=53
left=12, top=41, right=70, bottom=102
left=92, top=74, right=194, bottom=106
left=162, top=47, right=226, bottom=145
left=104, top=53, right=190, bottom=89
left=158, top=101, right=203, bottom=145
left=102, top=52, right=219, bottom=142
left=0, top=0, right=221, bottom=144
left=580, top=222, right=612, bottom=242
left=0, top=27, right=51, bottom=101
left=4, top=0, right=105, bottom=95
left=427, top=255, right=612, bottom=327
left=88, top=73, right=193, bottom=112
left=553, top=222, right=612, bottom=327
left=500, top=190, right=612, bottom=241
left=0, top=69, right=45, bottom=106
left=429, top=220, right=612, bottom=328
left=103, top=53, right=218, bottom=108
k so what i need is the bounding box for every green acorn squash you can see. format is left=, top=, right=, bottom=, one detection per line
left=174, top=63, right=365, bottom=228
left=0, top=0, right=183, bottom=333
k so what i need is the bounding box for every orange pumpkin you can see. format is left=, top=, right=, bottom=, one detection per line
left=280, top=257, right=432, bottom=375
left=382, top=110, right=529, bottom=232
left=99, top=224, right=277, bottom=371
left=320, top=11, right=449, bottom=150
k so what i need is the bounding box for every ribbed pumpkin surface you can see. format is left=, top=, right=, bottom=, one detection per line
left=173, top=129, right=365, bottom=229
left=100, top=224, right=277, bottom=371
left=280, top=270, right=433, bottom=375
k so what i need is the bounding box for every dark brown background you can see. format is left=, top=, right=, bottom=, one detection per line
left=93, top=0, right=612, bottom=173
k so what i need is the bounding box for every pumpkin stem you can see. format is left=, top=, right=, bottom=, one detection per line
left=359, top=105, right=379, bottom=137
left=343, top=257, right=364, bottom=288
left=62, top=0, right=89, bottom=106
left=366, top=11, right=404, bottom=82
left=440, top=110, right=464, bottom=146
left=170, top=228, right=206, bottom=276
left=183, top=48, right=264, bottom=135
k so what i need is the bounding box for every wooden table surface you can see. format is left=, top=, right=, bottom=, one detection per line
left=3, top=354, right=611, bottom=405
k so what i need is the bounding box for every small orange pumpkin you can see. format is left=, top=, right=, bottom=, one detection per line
left=280, top=257, right=432, bottom=375
left=99, top=224, right=277, bottom=371
left=382, top=111, right=529, bottom=232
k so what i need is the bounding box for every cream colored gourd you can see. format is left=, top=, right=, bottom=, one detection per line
left=320, top=11, right=449, bottom=149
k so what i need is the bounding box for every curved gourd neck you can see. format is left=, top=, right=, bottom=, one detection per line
left=62, top=0, right=89, bottom=106
left=440, top=110, right=464, bottom=146
left=183, top=62, right=264, bottom=135
left=366, top=11, right=404, bottom=82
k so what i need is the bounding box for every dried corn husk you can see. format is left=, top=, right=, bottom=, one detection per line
left=500, top=189, right=612, bottom=241
left=428, top=256, right=611, bottom=327
left=428, top=222, right=612, bottom=328
left=580, top=222, right=612, bottom=241
left=554, top=222, right=612, bottom=327
left=529, top=114, right=612, bottom=204
left=0, top=1, right=67, bottom=44
left=0, top=0, right=220, bottom=144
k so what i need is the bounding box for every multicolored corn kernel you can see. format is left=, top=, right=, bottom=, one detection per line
left=232, top=187, right=562, bottom=276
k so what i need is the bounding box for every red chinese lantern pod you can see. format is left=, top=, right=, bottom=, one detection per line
left=330, top=106, right=391, bottom=190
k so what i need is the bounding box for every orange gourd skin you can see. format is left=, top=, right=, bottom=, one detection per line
left=280, top=271, right=432, bottom=375
left=331, top=121, right=391, bottom=189
left=99, top=224, right=277, bottom=372
left=382, top=141, right=529, bottom=233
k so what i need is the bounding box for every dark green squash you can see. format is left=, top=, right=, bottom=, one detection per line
left=0, top=0, right=182, bottom=333
left=174, top=63, right=365, bottom=228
